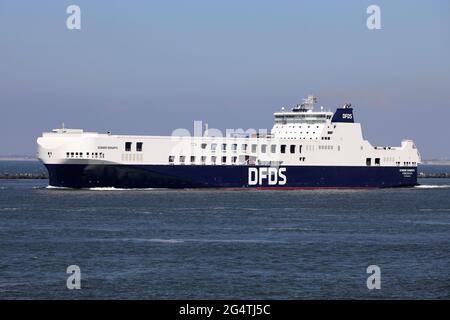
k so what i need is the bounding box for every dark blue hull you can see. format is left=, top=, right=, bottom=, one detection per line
left=44, top=164, right=418, bottom=189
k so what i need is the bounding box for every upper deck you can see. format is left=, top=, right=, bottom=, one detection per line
left=271, top=95, right=353, bottom=140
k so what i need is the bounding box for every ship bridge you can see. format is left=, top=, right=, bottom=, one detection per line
left=271, top=95, right=334, bottom=140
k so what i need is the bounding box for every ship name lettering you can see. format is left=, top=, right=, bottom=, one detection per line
left=248, top=167, right=287, bottom=186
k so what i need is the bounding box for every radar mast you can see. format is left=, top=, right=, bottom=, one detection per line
left=293, top=95, right=317, bottom=112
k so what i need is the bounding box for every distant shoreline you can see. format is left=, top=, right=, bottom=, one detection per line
left=0, top=158, right=38, bottom=161
left=421, top=161, right=450, bottom=165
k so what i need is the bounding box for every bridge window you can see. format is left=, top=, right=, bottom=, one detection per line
left=281, top=145, right=286, bottom=153
left=232, top=144, right=237, bottom=152
left=271, top=145, right=276, bottom=153
left=66, top=152, right=69, bottom=158
left=299, top=145, right=303, bottom=153
left=136, top=142, right=143, bottom=152
left=251, top=144, right=257, bottom=153
left=232, top=156, right=237, bottom=164
left=222, top=156, right=227, bottom=164
left=375, top=158, right=380, bottom=165
left=211, top=144, right=217, bottom=152
left=290, top=145, right=296, bottom=153
left=179, top=156, right=185, bottom=164
left=242, top=144, right=248, bottom=152
left=168, top=156, right=174, bottom=163
left=211, top=156, right=217, bottom=164
left=201, top=156, right=206, bottom=164
left=201, top=143, right=207, bottom=149
left=366, top=158, right=371, bottom=166
left=125, top=142, right=132, bottom=152
left=222, top=144, right=227, bottom=152
left=190, top=156, right=195, bottom=163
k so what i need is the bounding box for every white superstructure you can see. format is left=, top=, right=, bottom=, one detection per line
left=37, top=96, right=421, bottom=169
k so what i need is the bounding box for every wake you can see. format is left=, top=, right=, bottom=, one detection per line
left=415, top=184, right=450, bottom=189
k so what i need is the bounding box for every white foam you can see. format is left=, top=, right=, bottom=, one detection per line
left=88, top=187, right=167, bottom=191
left=146, top=238, right=184, bottom=243
left=415, top=184, right=450, bottom=189
left=46, top=185, right=71, bottom=190
left=45, top=185, right=169, bottom=191
left=86, top=237, right=283, bottom=244
left=188, top=238, right=282, bottom=244
left=266, top=227, right=310, bottom=232
left=130, top=238, right=280, bottom=244
left=402, top=220, right=450, bottom=226
left=88, top=187, right=129, bottom=191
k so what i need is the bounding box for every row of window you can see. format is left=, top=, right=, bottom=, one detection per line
left=168, top=155, right=307, bottom=165
left=274, top=137, right=321, bottom=140
left=274, top=125, right=322, bottom=129
left=395, top=161, right=416, bottom=166
left=125, top=142, right=143, bottom=152
left=366, top=158, right=381, bottom=166
left=169, top=155, right=238, bottom=165
left=278, top=131, right=317, bottom=135
left=318, top=145, right=333, bottom=150
left=200, top=143, right=306, bottom=154
left=66, top=152, right=104, bottom=159
left=122, top=153, right=143, bottom=161
left=275, top=120, right=327, bottom=125
left=367, top=158, right=416, bottom=166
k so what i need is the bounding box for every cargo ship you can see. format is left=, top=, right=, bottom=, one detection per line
left=37, top=96, right=421, bottom=188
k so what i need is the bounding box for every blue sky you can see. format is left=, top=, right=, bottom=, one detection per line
left=1, top=0, right=449, bottom=158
